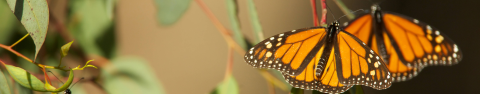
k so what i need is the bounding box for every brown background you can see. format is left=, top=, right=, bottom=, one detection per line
left=117, top=0, right=480, bottom=94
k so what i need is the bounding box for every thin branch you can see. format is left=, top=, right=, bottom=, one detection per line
left=0, top=44, right=33, bottom=63
left=196, top=0, right=289, bottom=91
left=310, top=0, right=320, bottom=26
left=267, top=81, right=276, bottom=94
left=10, top=34, right=29, bottom=48
left=0, top=44, right=69, bottom=71
left=321, top=0, right=327, bottom=25
left=225, top=46, right=234, bottom=79
left=195, top=0, right=246, bottom=54
left=259, top=69, right=289, bottom=91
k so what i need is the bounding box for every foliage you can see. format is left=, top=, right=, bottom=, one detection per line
left=0, top=0, right=164, bottom=93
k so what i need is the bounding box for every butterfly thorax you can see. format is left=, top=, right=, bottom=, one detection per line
left=370, top=5, right=390, bottom=63
left=316, top=21, right=340, bottom=77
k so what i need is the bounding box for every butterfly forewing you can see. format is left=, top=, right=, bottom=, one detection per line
left=244, top=27, right=328, bottom=76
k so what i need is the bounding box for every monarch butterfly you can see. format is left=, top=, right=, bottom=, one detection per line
left=343, top=4, right=462, bottom=82
left=244, top=21, right=392, bottom=93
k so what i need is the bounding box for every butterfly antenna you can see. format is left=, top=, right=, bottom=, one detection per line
left=325, top=4, right=336, bottom=21
left=69, top=77, right=84, bottom=89
left=47, top=71, right=64, bottom=84
left=338, top=9, right=365, bottom=20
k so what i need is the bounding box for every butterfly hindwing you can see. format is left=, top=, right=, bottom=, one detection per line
left=244, top=27, right=328, bottom=76
left=335, top=31, right=392, bottom=89
left=283, top=44, right=353, bottom=93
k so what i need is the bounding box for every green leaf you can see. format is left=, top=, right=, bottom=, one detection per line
left=154, top=0, right=192, bottom=25
left=226, top=0, right=247, bottom=50
left=5, top=0, right=49, bottom=60
left=0, top=69, right=11, bottom=94
left=68, top=0, right=115, bottom=57
left=3, top=64, right=74, bottom=92
left=61, top=41, right=74, bottom=57
left=102, top=56, right=166, bottom=94
left=247, top=0, right=264, bottom=44
left=290, top=87, right=303, bottom=94
left=0, top=0, right=17, bottom=48
left=211, top=75, right=239, bottom=94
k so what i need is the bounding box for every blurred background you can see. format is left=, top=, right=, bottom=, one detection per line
left=0, top=0, right=479, bottom=94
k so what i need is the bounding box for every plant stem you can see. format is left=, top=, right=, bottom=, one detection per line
left=9, top=34, right=29, bottom=48
left=195, top=0, right=246, bottom=54
left=320, top=0, right=327, bottom=25
left=267, top=81, right=276, bottom=94
left=259, top=69, right=288, bottom=91
left=0, top=44, right=69, bottom=71
left=196, top=0, right=289, bottom=91
left=310, top=0, right=320, bottom=26
left=225, top=46, right=234, bottom=79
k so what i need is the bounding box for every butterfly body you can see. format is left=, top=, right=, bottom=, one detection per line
left=344, top=4, right=462, bottom=82
left=244, top=21, right=392, bottom=93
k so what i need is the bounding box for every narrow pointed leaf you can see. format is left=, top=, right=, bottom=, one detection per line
left=0, top=69, right=11, bottom=94
left=3, top=64, right=74, bottom=92
left=226, top=0, right=247, bottom=49
left=154, top=0, right=192, bottom=25
left=61, top=41, right=74, bottom=57
left=5, top=0, right=49, bottom=60
left=247, top=0, right=264, bottom=43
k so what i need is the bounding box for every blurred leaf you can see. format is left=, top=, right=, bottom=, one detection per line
left=0, top=0, right=17, bottom=47
left=2, top=63, right=74, bottom=92
left=102, top=56, right=166, bottom=94
left=246, top=0, right=264, bottom=43
left=0, top=69, right=11, bottom=94
left=154, top=0, right=192, bottom=25
left=226, top=0, right=247, bottom=49
left=5, top=0, right=49, bottom=60
left=290, top=87, right=303, bottom=94
left=61, top=41, right=74, bottom=58
left=14, top=82, right=33, bottom=94
left=69, top=0, right=115, bottom=57
left=106, top=0, right=117, bottom=20
left=211, top=75, right=239, bottom=94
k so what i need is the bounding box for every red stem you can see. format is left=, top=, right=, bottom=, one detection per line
left=310, top=0, right=319, bottom=26
left=320, top=0, right=327, bottom=25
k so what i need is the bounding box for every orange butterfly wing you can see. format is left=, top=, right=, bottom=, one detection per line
left=344, top=10, right=462, bottom=82
left=335, top=31, right=392, bottom=89
left=244, top=27, right=328, bottom=76
left=283, top=45, right=353, bottom=93
left=245, top=23, right=393, bottom=93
